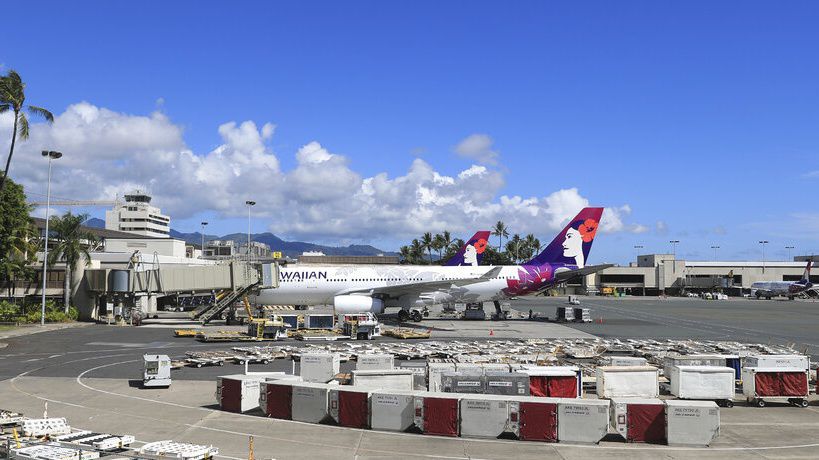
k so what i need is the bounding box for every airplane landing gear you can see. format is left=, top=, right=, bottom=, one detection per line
left=411, top=310, right=423, bottom=322
left=398, top=309, right=409, bottom=322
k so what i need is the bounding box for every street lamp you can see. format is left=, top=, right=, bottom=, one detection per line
left=245, top=200, right=256, bottom=262
left=759, top=240, right=769, bottom=273
left=200, top=221, right=208, bottom=258
left=710, top=245, right=720, bottom=261
left=669, top=240, right=680, bottom=273
left=40, top=150, right=62, bottom=326
left=785, top=246, right=794, bottom=261
left=633, top=245, right=643, bottom=264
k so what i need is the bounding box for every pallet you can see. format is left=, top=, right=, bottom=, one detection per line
left=382, top=328, right=432, bottom=339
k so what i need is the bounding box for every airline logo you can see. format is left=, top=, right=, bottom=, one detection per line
left=280, top=270, right=328, bottom=281
left=446, top=231, right=490, bottom=266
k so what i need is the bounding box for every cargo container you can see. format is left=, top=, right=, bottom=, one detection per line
left=299, top=353, right=341, bottom=383
left=329, top=387, right=377, bottom=429
left=279, top=314, right=299, bottom=329
left=484, top=371, right=530, bottom=396
left=370, top=390, right=417, bottom=432
left=458, top=394, right=520, bottom=439
left=455, top=362, right=511, bottom=373
left=665, top=400, right=720, bottom=446
left=556, top=399, right=610, bottom=444
left=216, top=373, right=286, bottom=413
left=603, top=356, right=647, bottom=367
left=356, top=354, right=395, bottom=370
left=260, top=380, right=298, bottom=419
left=413, top=392, right=461, bottom=437
left=441, top=372, right=485, bottom=394
left=596, top=366, right=659, bottom=399
left=290, top=381, right=333, bottom=423
left=398, top=361, right=427, bottom=390
left=745, top=355, right=809, bottom=370
left=611, top=398, right=667, bottom=444
left=516, top=366, right=581, bottom=398
left=742, top=367, right=810, bottom=407
left=351, top=369, right=414, bottom=391
left=305, top=314, right=335, bottom=329
left=427, top=362, right=457, bottom=392
left=667, top=366, right=735, bottom=407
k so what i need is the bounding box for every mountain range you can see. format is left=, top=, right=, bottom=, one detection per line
left=85, top=218, right=396, bottom=258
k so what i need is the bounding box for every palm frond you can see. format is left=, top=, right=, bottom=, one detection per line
left=17, top=113, right=29, bottom=139
left=0, top=103, right=9, bottom=113
left=28, top=105, right=54, bottom=123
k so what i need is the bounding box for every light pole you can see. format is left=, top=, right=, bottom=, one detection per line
left=245, top=201, right=256, bottom=262
left=669, top=240, right=680, bottom=273
left=633, top=245, right=643, bottom=264
left=200, top=221, right=208, bottom=258
left=759, top=240, right=768, bottom=273
left=710, top=245, right=720, bottom=261
left=785, top=245, right=794, bottom=261
left=40, top=150, right=62, bottom=326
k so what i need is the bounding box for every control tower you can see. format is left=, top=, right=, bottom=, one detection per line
left=105, top=190, right=171, bottom=238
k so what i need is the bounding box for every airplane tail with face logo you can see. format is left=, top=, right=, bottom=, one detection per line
left=444, top=231, right=491, bottom=266
left=798, top=260, right=812, bottom=285
left=524, top=207, right=605, bottom=268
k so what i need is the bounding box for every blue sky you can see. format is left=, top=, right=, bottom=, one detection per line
left=3, top=1, right=819, bottom=263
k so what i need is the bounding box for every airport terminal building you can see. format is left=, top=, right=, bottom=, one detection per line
left=579, top=253, right=817, bottom=296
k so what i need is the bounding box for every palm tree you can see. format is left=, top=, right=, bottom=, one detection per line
left=441, top=231, right=453, bottom=252
left=410, top=239, right=424, bottom=264
left=0, top=70, right=54, bottom=192
left=524, top=234, right=540, bottom=261
left=2, top=222, right=38, bottom=302
left=432, top=233, right=446, bottom=262
left=492, top=221, right=509, bottom=251
left=47, top=212, right=97, bottom=313
left=505, top=234, right=522, bottom=263
left=420, top=232, right=434, bottom=263
left=399, top=246, right=411, bottom=264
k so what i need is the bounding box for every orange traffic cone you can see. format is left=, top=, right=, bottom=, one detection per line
left=489, top=329, right=494, bottom=336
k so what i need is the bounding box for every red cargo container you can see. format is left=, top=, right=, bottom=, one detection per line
left=611, top=398, right=666, bottom=444
left=413, top=393, right=460, bottom=437
left=329, top=387, right=374, bottom=429
left=516, top=367, right=580, bottom=398
left=260, top=381, right=295, bottom=419
left=742, top=367, right=810, bottom=407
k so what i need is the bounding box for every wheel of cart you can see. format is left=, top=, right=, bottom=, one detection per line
left=195, top=363, right=203, bottom=368
left=754, top=398, right=766, bottom=407
left=398, top=310, right=409, bottom=322
left=788, top=398, right=809, bottom=407
left=262, top=359, right=270, bottom=364
left=717, top=399, right=734, bottom=408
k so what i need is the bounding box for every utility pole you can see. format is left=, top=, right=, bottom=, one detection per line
left=785, top=245, right=794, bottom=261
left=200, top=221, right=208, bottom=258
left=759, top=240, right=768, bottom=273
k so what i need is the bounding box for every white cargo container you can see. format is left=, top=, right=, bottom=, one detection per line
left=516, top=366, right=581, bottom=398
left=370, top=390, right=417, bottom=432
left=668, top=366, right=735, bottom=406
left=556, top=399, right=610, bottom=444
left=356, top=354, right=395, bottom=370
left=299, top=353, right=341, bottom=383
left=459, top=394, right=519, bottom=439
left=745, top=355, right=809, bottom=370
left=398, top=361, right=427, bottom=390
left=216, top=373, right=286, bottom=413
left=610, top=398, right=666, bottom=444
left=290, top=381, right=333, bottom=423
left=665, top=400, right=720, bottom=446
left=351, top=369, right=414, bottom=390
left=427, top=362, right=457, bottom=392
left=742, top=367, right=810, bottom=407
left=455, top=362, right=511, bottom=373
left=329, top=387, right=377, bottom=428
left=596, top=366, right=659, bottom=399
left=413, top=392, right=462, bottom=437
left=603, top=356, right=648, bottom=367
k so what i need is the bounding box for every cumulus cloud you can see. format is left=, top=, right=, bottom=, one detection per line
left=454, top=133, right=498, bottom=165
left=1, top=102, right=644, bottom=242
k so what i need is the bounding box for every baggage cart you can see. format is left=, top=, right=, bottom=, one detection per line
left=138, top=440, right=219, bottom=459
left=667, top=365, right=735, bottom=407
left=596, top=366, right=659, bottom=399
left=742, top=367, right=810, bottom=407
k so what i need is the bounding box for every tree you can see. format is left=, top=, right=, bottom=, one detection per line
left=523, top=233, right=540, bottom=261
left=0, top=70, right=55, bottom=192
left=441, top=231, right=453, bottom=253
left=0, top=178, right=34, bottom=301
left=46, top=212, right=97, bottom=313
left=420, top=232, right=434, bottom=263
left=492, top=221, right=509, bottom=251
left=481, top=246, right=513, bottom=266
left=410, top=239, right=425, bottom=264
left=432, top=233, right=446, bottom=262
left=442, top=238, right=465, bottom=262
left=505, top=234, right=522, bottom=263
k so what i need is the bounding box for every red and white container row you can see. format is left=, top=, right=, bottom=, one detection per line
left=216, top=373, right=299, bottom=413
left=610, top=398, right=720, bottom=446
left=742, top=354, right=810, bottom=408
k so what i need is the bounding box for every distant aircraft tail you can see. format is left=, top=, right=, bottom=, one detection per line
left=799, top=260, right=812, bottom=284
left=524, top=207, right=605, bottom=269
left=444, top=231, right=491, bottom=266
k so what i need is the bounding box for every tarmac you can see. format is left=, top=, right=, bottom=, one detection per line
left=1, top=296, right=819, bottom=459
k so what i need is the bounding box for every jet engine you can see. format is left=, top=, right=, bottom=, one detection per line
left=333, top=295, right=385, bottom=314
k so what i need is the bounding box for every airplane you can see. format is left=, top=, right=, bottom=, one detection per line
left=444, top=231, right=491, bottom=266
left=751, top=260, right=813, bottom=300
left=252, top=207, right=612, bottom=322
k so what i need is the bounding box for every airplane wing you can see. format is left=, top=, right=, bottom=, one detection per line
left=336, top=266, right=503, bottom=298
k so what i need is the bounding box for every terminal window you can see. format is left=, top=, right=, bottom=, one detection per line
left=599, top=274, right=645, bottom=283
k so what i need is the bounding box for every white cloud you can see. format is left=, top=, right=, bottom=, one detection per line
left=454, top=133, right=498, bottom=165
left=801, top=170, right=819, bottom=179
left=1, top=102, right=644, bottom=242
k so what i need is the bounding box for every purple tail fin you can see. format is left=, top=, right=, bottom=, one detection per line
left=525, top=207, right=605, bottom=268
left=799, top=260, right=812, bottom=284
left=445, top=231, right=491, bottom=266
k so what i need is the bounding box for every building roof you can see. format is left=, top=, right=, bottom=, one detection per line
left=31, top=217, right=160, bottom=240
